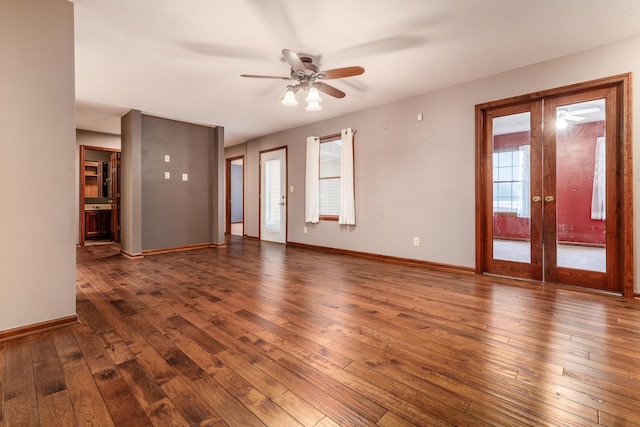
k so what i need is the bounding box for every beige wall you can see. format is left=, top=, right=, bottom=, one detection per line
left=230, top=35, right=640, bottom=291
left=0, top=0, right=77, bottom=331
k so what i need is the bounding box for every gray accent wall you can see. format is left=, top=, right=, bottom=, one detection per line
left=141, top=115, right=215, bottom=250
left=121, top=110, right=143, bottom=256
left=211, top=126, right=225, bottom=246
left=121, top=112, right=224, bottom=254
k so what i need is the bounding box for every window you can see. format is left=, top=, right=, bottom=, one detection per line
left=319, top=136, right=341, bottom=218
left=305, top=128, right=355, bottom=225
left=493, top=148, right=525, bottom=213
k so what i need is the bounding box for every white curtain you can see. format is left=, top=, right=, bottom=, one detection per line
left=339, top=128, right=356, bottom=225
left=517, top=145, right=531, bottom=218
left=591, top=136, right=606, bottom=220
left=305, top=136, right=320, bottom=223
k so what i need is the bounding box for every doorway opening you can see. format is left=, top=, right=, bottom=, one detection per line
left=259, top=147, right=287, bottom=243
left=80, top=145, right=121, bottom=247
left=475, top=74, right=633, bottom=296
left=225, top=156, right=244, bottom=236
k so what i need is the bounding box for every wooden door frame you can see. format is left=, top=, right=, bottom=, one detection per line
left=79, top=145, right=121, bottom=247
left=225, top=155, right=245, bottom=235
left=475, top=74, right=634, bottom=297
left=258, top=146, right=288, bottom=243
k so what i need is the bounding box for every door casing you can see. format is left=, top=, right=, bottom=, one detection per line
left=225, top=155, right=244, bottom=235
left=79, top=145, right=121, bottom=247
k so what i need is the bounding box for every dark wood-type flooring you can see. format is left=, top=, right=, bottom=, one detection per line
left=2, top=237, right=640, bottom=426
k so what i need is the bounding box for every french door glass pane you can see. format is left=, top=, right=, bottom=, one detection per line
left=492, top=112, right=531, bottom=263
left=555, top=99, right=606, bottom=272
left=265, top=158, right=281, bottom=232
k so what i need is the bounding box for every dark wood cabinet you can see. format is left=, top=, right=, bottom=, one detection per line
left=85, top=210, right=111, bottom=239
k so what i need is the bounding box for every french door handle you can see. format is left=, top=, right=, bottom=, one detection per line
left=532, top=196, right=541, bottom=203
left=545, top=195, right=555, bottom=202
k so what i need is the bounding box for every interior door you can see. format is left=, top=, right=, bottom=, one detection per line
left=260, top=148, right=287, bottom=243
left=482, top=100, right=543, bottom=281
left=110, top=152, right=120, bottom=242
left=479, top=85, right=623, bottom=293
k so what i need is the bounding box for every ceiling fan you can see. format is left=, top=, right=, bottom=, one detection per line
left=241, top=49, right=365, bottom=110
left=556, top=106, right=601, bottom=129
left=557, top=107, right=601, bottom=122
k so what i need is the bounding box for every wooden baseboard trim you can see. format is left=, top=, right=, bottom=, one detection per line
left=120, top=250, right=144, bottom=259
left=286, top=241, right=475, bottom=274
left=142, top=243, right=214, bottom=256
left=0, top=315, right=79, bottom=342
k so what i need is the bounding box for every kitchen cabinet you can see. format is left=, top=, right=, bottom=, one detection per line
left=85, top=209, right=111, bottom=239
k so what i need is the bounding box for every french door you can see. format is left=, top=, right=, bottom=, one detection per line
left=476, top=77, right=632, bottom=295
left=260, top=147, right=287, bottom=243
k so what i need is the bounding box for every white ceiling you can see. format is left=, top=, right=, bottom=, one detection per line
left=74, top=0, right=640, bottom=146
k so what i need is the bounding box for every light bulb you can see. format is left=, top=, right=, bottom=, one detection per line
left=281, top=88, right=298, bottom=106
left=556, top=118, right=567, bottom=130
left=305, top=87, right=322, bottom=103
left=306, top=101, right=322, bottom=111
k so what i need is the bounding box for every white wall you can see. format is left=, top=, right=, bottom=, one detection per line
left=231, top=35, right=640, bottom=291
left=0, top=0, right=77, bottom=331
left=76, top=129, right=121, bottom=244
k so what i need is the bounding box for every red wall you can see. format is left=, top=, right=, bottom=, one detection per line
left=556, top=121, right=606, bottom=245
left=493, top=122, right=605, bottom=245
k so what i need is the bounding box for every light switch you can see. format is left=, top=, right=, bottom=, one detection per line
left=182, top=173, right=188, bottom=181
left=290, top=185, right=294, bottom=192
left=164, top=172, right=170, bottom=179
left=164, top=155, right=170, bottom=162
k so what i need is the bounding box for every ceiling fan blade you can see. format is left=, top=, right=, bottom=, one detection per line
left=316, top=81, right=345, bottom=98
left=241, top=74, right=293, bottom=80
left=567, top=107, right=601, bottom=116
left=320, top=66, right=365, bottom=80
left=563, top=115, right=586, bottom=122
left=281, top=49, right=306, bottom=72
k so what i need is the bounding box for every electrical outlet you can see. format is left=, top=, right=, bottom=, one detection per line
left=304, top=226, right=307, bottom=234
left=182, top=173, right=188, bottom=181
left=413, top=236, right=420, bottom=246
left=164, top=172, right=170, bottom=179
left=164, top=155, right=170, bottom=162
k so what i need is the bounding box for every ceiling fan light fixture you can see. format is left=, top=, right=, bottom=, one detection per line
left=281, top=87, right=298, bottom=106
left=243, top=49, right=363, bottom=111
left=556, top=118, right=568, bottom=130
left=306, top=101, right=322, bottom=112
left=305, top=87, right=322, bottom=103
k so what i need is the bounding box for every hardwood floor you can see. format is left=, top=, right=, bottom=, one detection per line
left=2, top=237, right=640, bottom=426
